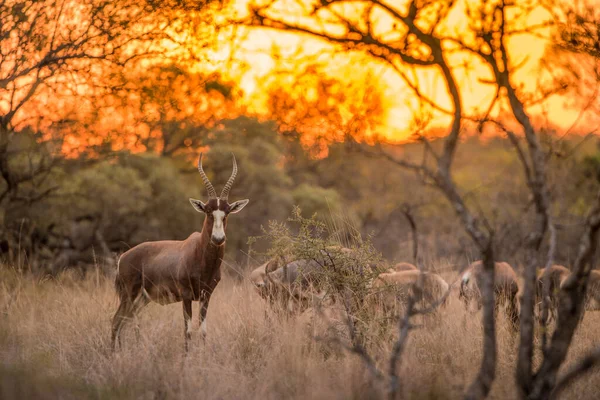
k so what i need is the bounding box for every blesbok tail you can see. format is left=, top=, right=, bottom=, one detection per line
left=459, top=271, right=471, bottom=299
left=439, top=278, right=450, bottom=307
left=114, top=256, right=127, bottom=299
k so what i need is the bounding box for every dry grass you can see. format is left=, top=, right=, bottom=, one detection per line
left=1, top=266, right=599, bottom=400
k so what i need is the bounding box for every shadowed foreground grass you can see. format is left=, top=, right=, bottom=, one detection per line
left=1, top=267, right=599, bottom=399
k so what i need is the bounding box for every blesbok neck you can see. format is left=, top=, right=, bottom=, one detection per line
left=200, top=214, right=213, bottom=243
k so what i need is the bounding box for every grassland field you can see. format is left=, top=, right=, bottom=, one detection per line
left=1, top=264, right=599, bottom=400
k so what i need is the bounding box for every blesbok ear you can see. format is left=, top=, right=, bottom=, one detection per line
left=189, top=198, right=208, bottom=213
left=229, top=199, right=249, bottom=214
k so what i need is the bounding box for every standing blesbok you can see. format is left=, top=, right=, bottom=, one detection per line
left=459, top=260, right=520, bottom=329
left=111, top=153, right=249, bottom=351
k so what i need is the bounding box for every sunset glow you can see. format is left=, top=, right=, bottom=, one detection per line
left=2, top=0, right=599, bottom=155
left=228, top=0, right=599, bottom=141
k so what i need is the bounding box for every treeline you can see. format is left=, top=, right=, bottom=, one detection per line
left=1, top=115, right=598, bottom=276
left=1, top=0, right=599, bottom=276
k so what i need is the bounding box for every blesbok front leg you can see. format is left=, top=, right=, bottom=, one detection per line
left=199, top=291, right=213, bottom=341
left=183, top=300, right=193, bottom=352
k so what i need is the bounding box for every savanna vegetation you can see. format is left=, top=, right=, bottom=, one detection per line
left=2, top=0, right=600, bottom=399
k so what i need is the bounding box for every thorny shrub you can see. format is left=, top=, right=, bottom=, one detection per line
left=251, top=207, right=391, bottom=347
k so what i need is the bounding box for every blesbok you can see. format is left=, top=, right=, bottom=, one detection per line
left=459, top=260, right=519, bottom=328
left=387, top=262, right=418, bottom=273
left=535, top=264, right=571, bottom=322
left=252, top=246, right=382, bottom=314
left=253, top=258, right=324, bottom=313
left=250, top=263, right=268, bottom=287
left=250, top=247, right=350, bottom=299
left=111, top=153, right=249, bottom=351
left=371, top=270, right=449, bottom=316
left=249, top=254, right=295, bottom=289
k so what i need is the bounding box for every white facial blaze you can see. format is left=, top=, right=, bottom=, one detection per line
left=212, top=199, right=226, bottom=244
left=200, top=320, right=207, bottom=337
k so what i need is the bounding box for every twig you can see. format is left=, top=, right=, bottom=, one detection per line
left=400, top=204, right=419, bottom=265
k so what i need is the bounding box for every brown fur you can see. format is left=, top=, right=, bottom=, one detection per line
left=250, top=263, right=268, bottom=287
left=372, top=270, right=449, bottom=316
left=584, top=270, right=600, bottom=311
left=459, top=260, right=520, bottom=329
left=387, top=262, right=418, bottom=273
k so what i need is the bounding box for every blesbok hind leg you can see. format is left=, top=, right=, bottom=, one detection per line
left=183, top=300, right=193, bottom=352
left=111, top=289, right=148, bottom=350
left=111, top=299, right=134, bottom=351
left=198, top=291, right=213, bottom=341
left=131, top=293, right=150, bottom=343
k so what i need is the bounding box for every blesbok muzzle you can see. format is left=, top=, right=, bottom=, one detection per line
left=211, top=235, right=225, bottom=246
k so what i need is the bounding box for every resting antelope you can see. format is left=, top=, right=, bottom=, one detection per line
left=459, top=260, right=519, bottom=329
left=111, top=153, right=249, bottom=351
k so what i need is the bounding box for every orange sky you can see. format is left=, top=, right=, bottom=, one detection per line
left=209, top=0, right=600, bottom=141
left=4, top=0, right=598, bottom=152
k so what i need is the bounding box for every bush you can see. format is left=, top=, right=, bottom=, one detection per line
left=257, top=207, right=386, bottom=346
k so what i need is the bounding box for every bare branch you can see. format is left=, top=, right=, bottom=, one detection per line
left=464, top=246, right=497, bottom=400
left=531, top=191, right=600, bottom=398
left=387, top=287, right=417, bottom=400
left=400, top=204, right=418, bottom=264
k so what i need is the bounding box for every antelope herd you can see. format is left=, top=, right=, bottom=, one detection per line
left=111, top=152, right=600, bottom=351
left=250, top=256, right=600, bottom=333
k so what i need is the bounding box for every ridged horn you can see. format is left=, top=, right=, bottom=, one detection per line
left=220, top=153, right=237, bottom=200
left=197, top=153, right=217, bottom=199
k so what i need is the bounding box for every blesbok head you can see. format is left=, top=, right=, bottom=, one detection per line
left=189, top=153, right=249, bottom=246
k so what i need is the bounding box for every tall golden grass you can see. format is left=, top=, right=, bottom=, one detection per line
left=1, top=266, right=599, bottom=399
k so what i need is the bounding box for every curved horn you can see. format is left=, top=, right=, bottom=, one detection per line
left=220, top=153, right=238, bottom=200
left=197, top=153, right=217, bottom=199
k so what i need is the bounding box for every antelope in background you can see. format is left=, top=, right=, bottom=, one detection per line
left=111, top=153, right=249, bottom=351
left=459, top=260, right=520, bottom=329
left=387, top=262, right=418, bottom=273
left=372, top=270, right=449, bottom=317
left=535, top=264, right=571, bottom=323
